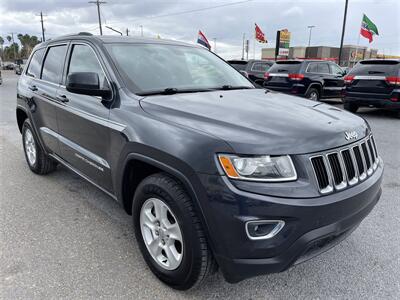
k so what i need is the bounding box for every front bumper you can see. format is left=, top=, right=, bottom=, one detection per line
left=198, top=159, right=383, bottom=283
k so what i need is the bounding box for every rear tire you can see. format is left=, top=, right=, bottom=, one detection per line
left=132, top=173, right=215, bottom=290
left=306, top=88, right=320, bottom=101
left=344, top=102, right=359, bottom=113
left=22, top=119, right=57, bottom=174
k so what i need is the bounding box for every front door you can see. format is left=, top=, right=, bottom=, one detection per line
left=56, top=42, right=113, bottom=192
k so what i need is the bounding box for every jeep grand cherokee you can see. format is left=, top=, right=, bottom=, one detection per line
left=16, top=33, right=383, bottom=290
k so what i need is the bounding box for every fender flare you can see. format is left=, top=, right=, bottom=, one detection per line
left=305, top=82, right=323, bottom=96
left=116, top=150, right=219, bottom=255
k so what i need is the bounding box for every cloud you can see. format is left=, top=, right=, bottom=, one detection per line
left=281, top=6, right=304, bottom=17
left=0, top=0, right=399, bottom=58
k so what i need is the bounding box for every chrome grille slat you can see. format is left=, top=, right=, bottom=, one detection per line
left=310, top=135, right=379, bottom=194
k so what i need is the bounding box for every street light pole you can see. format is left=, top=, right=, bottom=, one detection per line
left=89, top=0, right=107, bottom=35
left=105, top=26, right=123, bottom=36
left=338, top=0, right=349, bottom=66
left=307, top=25, right=315, bottom=46
left=40, top=11, right=45, bottom=42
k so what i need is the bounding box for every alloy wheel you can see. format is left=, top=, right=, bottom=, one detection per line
left=140, top=198, right=184, bottom=270
left=24, top=128, right=37, bottom=166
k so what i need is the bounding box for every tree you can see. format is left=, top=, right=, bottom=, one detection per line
left=17, top=34, right=40, bottom=58
left=0, top=36, right=4, bottom=59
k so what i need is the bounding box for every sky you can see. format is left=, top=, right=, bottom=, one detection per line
left=0, top=0, right=399, bottom=59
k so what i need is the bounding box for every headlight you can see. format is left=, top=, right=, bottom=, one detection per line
left=218, top=154, right=297, bottom=182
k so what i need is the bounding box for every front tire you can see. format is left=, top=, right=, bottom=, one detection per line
left=132, top=173, right=215, bottom=290
left=22, top=119, right=57, bottom=174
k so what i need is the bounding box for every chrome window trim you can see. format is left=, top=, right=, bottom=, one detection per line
left=353, top=75, right=386, bottom=80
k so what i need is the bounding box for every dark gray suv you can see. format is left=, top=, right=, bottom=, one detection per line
left=16, top=33, right=383, bottom=290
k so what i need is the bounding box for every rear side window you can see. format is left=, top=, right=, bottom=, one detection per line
left=229, top=63, right=247, bottom=71
left=26, top=48, right=45, bottom=78
left=268, top=61, right=301, bottom=73
left=307, top=63, right=318, bottom=73
left=317, top=63, right=330, bottom=74
left=350, top=60, right=400, bottom=76
left=41, top=45, right=68, bottom=84
left=251, top=62, right=271, bottom=72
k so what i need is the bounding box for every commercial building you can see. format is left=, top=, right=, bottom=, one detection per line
left=261, top=45, right=378, bottom=66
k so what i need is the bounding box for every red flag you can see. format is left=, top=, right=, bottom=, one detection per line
left=255, top=23, right=267, bottom=43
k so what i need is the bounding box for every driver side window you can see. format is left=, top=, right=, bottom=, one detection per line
left=67, top=44, right=107, bottom=89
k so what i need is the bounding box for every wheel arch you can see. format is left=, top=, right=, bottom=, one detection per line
left=16, top=106, right=29, bottom=133
left=306, top=82, right=323, bottom=96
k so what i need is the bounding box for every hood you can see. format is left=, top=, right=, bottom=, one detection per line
left=140, top=89, right=369, bottom=155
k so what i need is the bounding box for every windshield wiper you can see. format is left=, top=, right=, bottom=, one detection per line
left=137, top=87, right=214, bottom=96
left=216, top=85, right=254, bottom=90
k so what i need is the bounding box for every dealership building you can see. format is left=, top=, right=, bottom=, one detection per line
left=261, top=45, right=378, bottom=67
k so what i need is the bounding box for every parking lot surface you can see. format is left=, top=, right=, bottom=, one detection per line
left=1, top=70, right=399, bottom=299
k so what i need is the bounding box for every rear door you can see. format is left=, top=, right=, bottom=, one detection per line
left=22, top=44, right=68, bottom=155
left=56, top=42, right=113, bottom=192
left=345, top=60, right=400, bottom=100
left=265, top=61, right=302, bottom=91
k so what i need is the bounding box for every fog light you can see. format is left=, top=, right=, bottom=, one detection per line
left=245, top=220, right=285, bottom=240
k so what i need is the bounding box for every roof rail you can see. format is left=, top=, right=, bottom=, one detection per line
left=77, top=32, right=93, bottom=36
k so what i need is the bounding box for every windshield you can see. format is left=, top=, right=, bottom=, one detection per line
left=106, top=43, right=253, bottom=94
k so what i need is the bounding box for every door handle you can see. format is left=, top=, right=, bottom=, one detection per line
left=56, top=95, right=69, bottom=103
left=28, top=85, right=38, bottom=91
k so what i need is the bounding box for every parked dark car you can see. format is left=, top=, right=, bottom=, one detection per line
left=264, top=60, right=345, bottom=101
left=342, top=59, right=400, bottom=113
left=0, top=70, right=2, bottom=85
left=16, top=34, right=383, bottom=290
left=227, top=59, right=274, bottom=85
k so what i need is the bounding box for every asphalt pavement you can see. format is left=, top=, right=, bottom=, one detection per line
left=1, top=70, right=399, bottom=299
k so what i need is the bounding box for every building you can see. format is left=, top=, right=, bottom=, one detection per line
left=261, top=45, right=379, bottom=66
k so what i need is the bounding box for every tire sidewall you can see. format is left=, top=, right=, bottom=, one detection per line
left=306, top=88, right=320, bottom=101
left=132, top=176, right=201, bottom=289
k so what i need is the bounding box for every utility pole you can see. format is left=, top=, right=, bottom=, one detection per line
left=338, top=0, right=349, bottom=66
left=241, top=33, right=245, bottom=60
left=126, top=28, right=129, bottom=36
left=307, top=25, right=315, bottom=46
left=40, top=11, right=45, bottom=42
left=89, top=0, right=106, bottom=35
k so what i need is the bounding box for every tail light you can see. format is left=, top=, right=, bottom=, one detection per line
left=288, top=73, right=304, bottom=81
left=385, top=76, right=400, bottom=86
left=264, top=72, right=270, bottom=79
left=344, top=75, right=355, bottom=84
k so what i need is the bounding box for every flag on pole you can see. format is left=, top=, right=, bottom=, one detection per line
left=360, top=14, right=379, bottom=43
left=197, top=30, right=211, bottom=50
left=255, top=23, right=267, bottom=43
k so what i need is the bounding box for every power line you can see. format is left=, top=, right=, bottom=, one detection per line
left=106, top=0, right=253, bottom=27
left=88, top=0, right=107, bottom=35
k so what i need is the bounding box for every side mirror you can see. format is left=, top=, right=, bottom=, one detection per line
left=66, top=72, right=111, bottom=98
left=239, top=70, right=249, bottom=78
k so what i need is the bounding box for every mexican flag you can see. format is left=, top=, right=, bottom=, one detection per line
left=360, top=14, right=379, bottom=43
